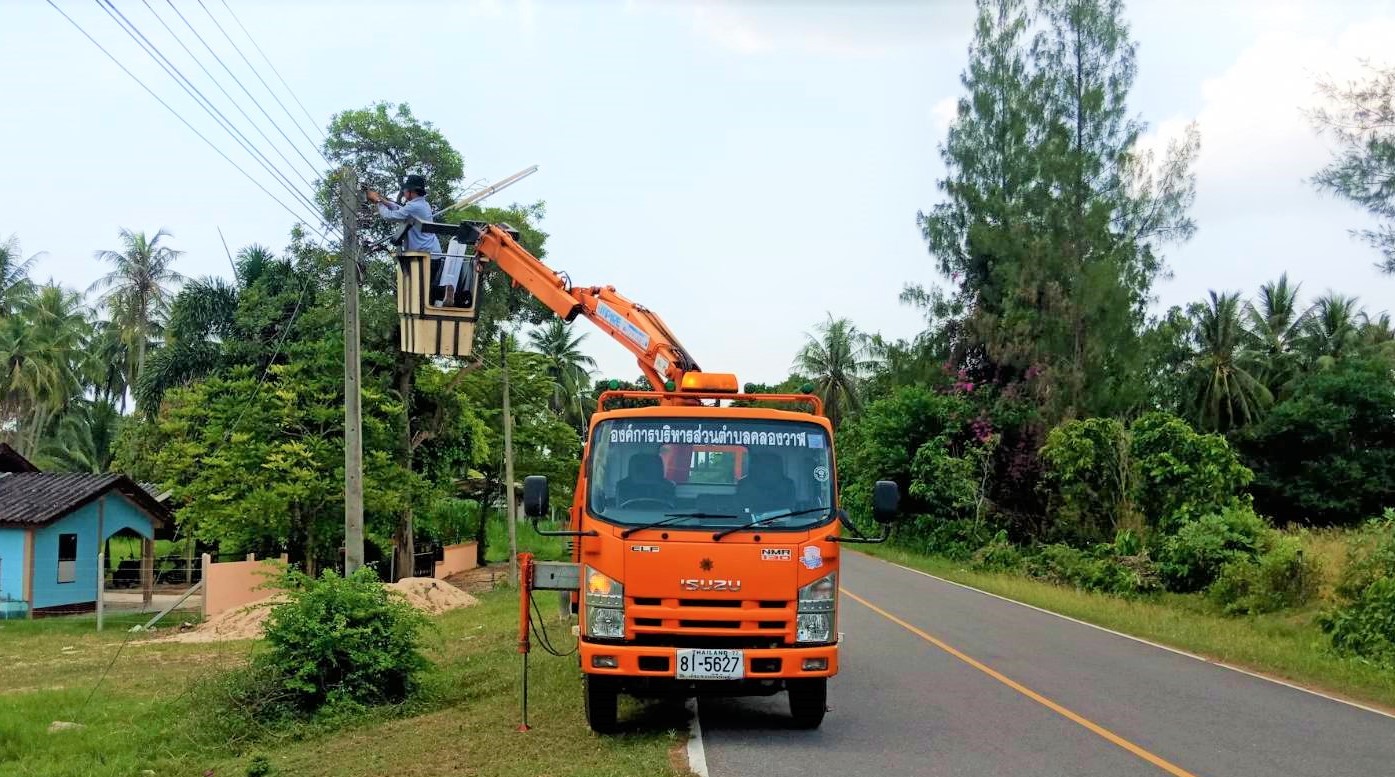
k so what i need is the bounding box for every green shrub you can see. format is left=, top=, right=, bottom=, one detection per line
left=1024, top=542, right=1159, bottom=596
left=1130, top=412, right=1252, bottom=532
left=1158, top=505, right=1270, bottom=592
left=1208, top=535, right=1319, bottom=615
left=898, top=517, right=993, bottom=561
left=1321, top=578, right=1395, bottom=667
left=1040, top=417, right=1133, bottom=543
left=971, top=531, right=1022, bottom=572
left=259, top=567, right=429, bottom=717
left=1319, top=509, right=1395, bottom=666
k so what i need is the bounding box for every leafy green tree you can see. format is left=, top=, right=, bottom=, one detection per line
left=1185, top=291, right=1270, bottom=432
left=320, top=101, right=464, bottom=239
left=794, top=315, right=876, bottom=429
left=1129, top=411, right=1251, bottom=532
left=1238, top=357, right=1395, bottom=526
left=1311, top=63, right=1395, bottom=272
left=90, top=228, right=185, bottom=387
left=0, top=234, right=40, bottom=316
left=1040, top=417, right=1134, bottom=542
left=527, top=318, right=597, bottom=431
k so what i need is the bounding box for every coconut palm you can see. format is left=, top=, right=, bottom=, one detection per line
left=794, top=315, right=877, bottom=429
left=0, top=234, right=41, bottom=316
left=0, top=284, right=92, bottom=454
left=1243, top=274, right=1311, bottom=395
left=1186, top=291, right=1271, bottom=433
left=527, top=319, right=597, bottom=430
left=90, top=228, right=185, bottom=386
left=1302, top=293, right=1364, bottom=368
left=38, top=398, right=121, bottom=473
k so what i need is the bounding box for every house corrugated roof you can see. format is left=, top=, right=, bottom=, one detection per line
left=0, top=473, right=170, bottom=528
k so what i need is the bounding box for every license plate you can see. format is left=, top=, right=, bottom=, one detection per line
left=675, top=648, right=744, bottom=680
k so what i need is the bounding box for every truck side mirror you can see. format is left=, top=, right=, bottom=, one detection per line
left=523, top=475, right=549, bottom=520
left=871, top=480, right=900, bottom=523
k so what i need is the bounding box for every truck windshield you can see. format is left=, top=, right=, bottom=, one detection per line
left=588, top=418, right=834, bottom=531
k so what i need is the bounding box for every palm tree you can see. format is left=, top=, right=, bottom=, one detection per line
left=90, top=228, right=185, bottom=387
left=1243, top=274, right=1311, bottom=395
left=1302, top=293, right=1364, bottom=369
left=0, top=234, right=41, bottom=316
left=527, top=319, right=597, bottom=430
left=0, top=283, right=92, bottom=454
left=794, top=315, right=877, bottom=429
left=38, top=398, right=121, bottom=473
left=1186, top=291, right=1271, bottom=433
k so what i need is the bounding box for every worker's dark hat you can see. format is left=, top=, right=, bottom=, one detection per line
left=400, top=174, right=427, bottom=193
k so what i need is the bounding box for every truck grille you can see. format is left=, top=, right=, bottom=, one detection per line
left=626, top=596, right=793, bottom=647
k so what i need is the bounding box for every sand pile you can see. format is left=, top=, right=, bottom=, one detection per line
left=387, top=577, right=480, bottom=614
left=158, top=595, right=285, bottom=644
left=154, top=578, right=477, bottom=643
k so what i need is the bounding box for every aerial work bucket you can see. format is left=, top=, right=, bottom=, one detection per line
left=395, top=237, right=482, bottom=357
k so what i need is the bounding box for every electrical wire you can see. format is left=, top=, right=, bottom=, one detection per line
left=46, top=0, right=333, bottom=245
left=215, top=0, right=325, bottom=144
left=528, top=592, right=578, bottom=657
left=163, top=0, right=330, bottom=171
left=139, top=0, right=322, bottom=189
left=95, top=0, right=328, bottom=231
left=194, top=0, right=326, bottom=158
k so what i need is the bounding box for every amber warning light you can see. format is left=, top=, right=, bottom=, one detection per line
left=679, top=373, right=740, bottom=393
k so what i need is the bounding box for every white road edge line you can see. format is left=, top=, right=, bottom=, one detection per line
left=870, top=555, right=1395, bottom=722
left=686, top=697, right=710, bottom=777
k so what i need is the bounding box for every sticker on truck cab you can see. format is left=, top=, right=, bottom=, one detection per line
left=800, top=545, right=824, bottom=570
left=761, top=548, right=792, bottom=561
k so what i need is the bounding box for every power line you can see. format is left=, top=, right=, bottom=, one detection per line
left=95, top=0, right=328, bottom=228
left=46, top=0, right=333, bottom=245
left=194, top=0, right=327, bottom=161
left=215, top=0, right=325, bottom=144
left=138, top=0, right=322, bottom=190
left=162, top=0, right=330, bottom=173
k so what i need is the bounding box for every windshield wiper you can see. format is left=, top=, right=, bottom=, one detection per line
left=712, top=506, right=831, bottom=541
left=619, top=511, right=739, bottom=539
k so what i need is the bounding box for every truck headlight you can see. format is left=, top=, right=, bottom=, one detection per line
left=798, top=572, right=837, bottom=613
left=796, top=572, right=837, bottom=643
left=586, top=604, right=625, bottom=639
left=796, top=613, right=834, bottom=643
left=584, top=566, right=624, bottom=639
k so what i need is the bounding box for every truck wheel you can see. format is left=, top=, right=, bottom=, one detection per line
left=787, top=678, right=827, bottom=729
left=585, top=675, right=619, bottom=734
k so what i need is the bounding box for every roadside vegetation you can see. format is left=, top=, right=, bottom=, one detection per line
left=0, top=579, right=686, bottom=777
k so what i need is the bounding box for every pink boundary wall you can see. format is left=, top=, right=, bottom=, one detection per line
left=201, top=553, right=288, bottom=618
left=433, top=542, right=479, bottom=579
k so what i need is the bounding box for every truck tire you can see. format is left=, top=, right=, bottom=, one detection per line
left=787, top=678, right=827, bottom=729
left=585, top=675, right=619, bottom=734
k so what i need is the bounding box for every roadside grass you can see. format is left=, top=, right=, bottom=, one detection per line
left=486, top=513, right=570, bottom=563
left=0, top=588, right=688, bottom=777
left=856, top=545, right=1395, bottom=713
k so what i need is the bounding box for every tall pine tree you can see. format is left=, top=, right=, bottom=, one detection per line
left=920, top=0, right=1199, bottom=421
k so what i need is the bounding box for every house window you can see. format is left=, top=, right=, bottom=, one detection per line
left=57, top=533, right=77, bottom=584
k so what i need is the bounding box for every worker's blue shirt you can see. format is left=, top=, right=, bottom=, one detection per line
left=378, top=197, right=438, bottom=253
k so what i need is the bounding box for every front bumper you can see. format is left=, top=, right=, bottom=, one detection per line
left=580, top=640, right=838, bottom=679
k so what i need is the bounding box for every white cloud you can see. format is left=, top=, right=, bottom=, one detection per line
left=1143, top=13, right=1395, bottom=212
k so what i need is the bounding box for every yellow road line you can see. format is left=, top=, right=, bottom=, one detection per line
left=844, top=589, right=1202, bottom=777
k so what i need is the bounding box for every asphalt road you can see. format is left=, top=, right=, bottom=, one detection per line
left=696, top=551, right=1395, bottom=777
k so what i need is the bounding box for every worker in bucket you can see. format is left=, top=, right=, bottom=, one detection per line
left=368, top=173, right=461, bottom=306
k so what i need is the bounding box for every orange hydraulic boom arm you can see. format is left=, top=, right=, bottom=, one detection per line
left=460, top=222, right=701, bottom=392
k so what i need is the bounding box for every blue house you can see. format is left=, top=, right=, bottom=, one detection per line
left=0, top=444, right=169, bottom=618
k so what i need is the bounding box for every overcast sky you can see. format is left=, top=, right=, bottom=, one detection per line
left=2, top=0, right=1391, bottom=383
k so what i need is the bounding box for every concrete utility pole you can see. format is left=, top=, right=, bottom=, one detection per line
left=501, top=330, right=519, bottom=583
left=340, top=166, right=365, bottom=575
